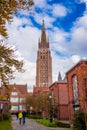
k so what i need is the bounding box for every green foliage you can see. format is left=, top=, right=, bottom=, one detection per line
left=28, top=114, right=42, bottom=119
left=73, top=109, right=86, bottom=130
left=36, top=119, right=70, bottom=128
left=0, top=118, right=12, bottom=130
left=0, top=0, right=34, bottom=37
left=3, top=113, right=11, bottom=120
left=70, top=128, right=74, bottom=130
left=57, top=121, right=70, bottom=128
left=0, top=113, right=11, bottom=121
left=36, top=119, right=58, bottom=127
left=0, top=42, right=24, bottom=96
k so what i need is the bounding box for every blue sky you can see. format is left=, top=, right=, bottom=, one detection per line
left=2, top=0, right=87, bottom=91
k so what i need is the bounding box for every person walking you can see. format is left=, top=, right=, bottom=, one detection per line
left=18, top=111, right=23, bottom=124
left=22, top=110, right=26, bottom=125
left=16, top=111, right=19, bottom=120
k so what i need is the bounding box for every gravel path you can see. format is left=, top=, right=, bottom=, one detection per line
left=12, top=115, right=70, bottom=130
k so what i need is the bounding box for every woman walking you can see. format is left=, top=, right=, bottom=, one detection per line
left=18, top=111, right=23, bottom=124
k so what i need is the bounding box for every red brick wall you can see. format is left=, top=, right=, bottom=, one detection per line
left=59, top=105, right=69, bottom=120
left=50, top=82, right=69, bottom=120
left=66, top=60, right=87, bottom=121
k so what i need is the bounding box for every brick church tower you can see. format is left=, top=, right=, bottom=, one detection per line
left=36, top=20, right=52, bottom=87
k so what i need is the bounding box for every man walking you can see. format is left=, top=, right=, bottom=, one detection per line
left=22, top=110, right=26, bottom=124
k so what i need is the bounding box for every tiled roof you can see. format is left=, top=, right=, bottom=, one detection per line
left=9, top=83, right=27, bottom=96
left=66, top=60, right=87, bottom=74
left=33, top=86, right=49, bottom=94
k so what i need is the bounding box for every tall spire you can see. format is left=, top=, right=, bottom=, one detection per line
left=41, top=20, right=47, bottom=43
left=58, top=72, right=62, bottom=82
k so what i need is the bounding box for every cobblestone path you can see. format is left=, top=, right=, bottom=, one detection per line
left=12, top=115, right=70, bottom=130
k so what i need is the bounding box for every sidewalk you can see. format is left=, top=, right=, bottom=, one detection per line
left=12, top=115, right=70, bottom=130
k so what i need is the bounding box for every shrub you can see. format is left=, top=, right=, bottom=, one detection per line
left=28, top=114, right=42, bottom=119
left=73, top=109, right=86, bottom=130
left=0, top=114, right=2, bottom=121
left=36, top=119, right=58, bottom=127
left=57, top=121, right=70, bottom=128
left=36, top=119, right=70, bottom=128
left=3, top=113, right=11, bottom=120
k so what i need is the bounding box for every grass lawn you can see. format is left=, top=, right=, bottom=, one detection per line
left=36, top=119, right=70, bottom=128
left=0, top=119, right=12, bottom=130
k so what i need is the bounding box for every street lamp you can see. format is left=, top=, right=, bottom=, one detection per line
left=49, top=95, right=53, bottom=122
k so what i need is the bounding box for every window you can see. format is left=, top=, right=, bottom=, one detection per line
left=10, top=98, right=19, bottom=102
left=11, top=105, right=18, bottom=111
left=72, top=75, right=79, bottom=105
left=20, top=98, right=25, bottom=102
left=11, top=92, right=18, bottom=96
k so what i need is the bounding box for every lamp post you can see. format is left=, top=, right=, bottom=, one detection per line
left=49, top=95, right=53, bottom=122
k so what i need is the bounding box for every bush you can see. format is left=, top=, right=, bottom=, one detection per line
left=73, top=109, right=86, bottom=130
left=57, top=121, right=70, bottom=128
left=0, top=113, right=11, bottom=121
left=3, top=113, right=11, bottom=120
left=36, top=119, right=70, bottom=128
left=0, top=114, right=2, bottom=121
left=0, top=119, right=12, bottom=130
left=28, top=114, right=42, bottom=119
left=36, top=119, right=58, bottom=127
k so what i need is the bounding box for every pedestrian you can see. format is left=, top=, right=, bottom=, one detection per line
left=16, top=111, right=19, bottom=120
left=18, top=111, right=23, bottom=124
left=22, top=110, right=26, bottom=124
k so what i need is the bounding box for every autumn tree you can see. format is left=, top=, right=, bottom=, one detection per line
left=0, top=0, right=34, bottom=37
left=26, top=92, right=56, bottom=119
left=0, top=40, right=24, bottom=98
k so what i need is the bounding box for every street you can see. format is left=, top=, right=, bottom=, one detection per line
left=12, top=115, right=70, bottom=130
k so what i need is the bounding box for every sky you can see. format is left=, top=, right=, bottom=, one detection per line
left=2, top=0, right=87, bottom=91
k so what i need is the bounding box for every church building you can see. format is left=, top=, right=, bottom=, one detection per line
left=36, top=20, right=52, bottom=87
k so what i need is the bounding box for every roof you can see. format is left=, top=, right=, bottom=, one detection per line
left=33, top=86, right=49, bottom=94
left=49, top=81, right=67, bottom=88
left=66, top=59, right=87, bottom=75
left=9, top=83, right=27, bottom=96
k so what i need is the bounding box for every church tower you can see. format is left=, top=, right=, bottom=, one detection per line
left=36, top=20, right=52, bottom=87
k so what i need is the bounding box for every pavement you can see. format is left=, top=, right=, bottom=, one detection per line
left=12, top=115, right=70, bottom=130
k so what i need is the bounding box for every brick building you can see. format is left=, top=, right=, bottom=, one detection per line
left=0, top=87, right=9, bottom=114
left=9, top=83, right=27, bottom=113
left=49, top=73, right=69, bottom=120
left=36, top=20, right=52, bottom=87
left=33, top=86, right=49, bottom=95
left=66, top=60, right=87, bottom=121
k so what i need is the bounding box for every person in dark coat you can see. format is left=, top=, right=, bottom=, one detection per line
left=22, top=110, right=26, bottom=124
left=16, top=111, right=19, bottom=120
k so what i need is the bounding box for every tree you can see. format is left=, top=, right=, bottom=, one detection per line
left=0, top=0, right=34, bottom=37
left=0, top=40, right=24, bottom=98
left=73, top=109, right=86, bottom=130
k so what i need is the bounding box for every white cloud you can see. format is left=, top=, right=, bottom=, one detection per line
left=52, top=52, right=81, bottom=82
left=68, top=13, right=87, bottom=56
left=34, top=0, right=47, bottom=8
left=71, top=55, right=81, bottom=63
left=52, top=4, right=68, bottom=17
left=11, top=60, right=36, bottom=91
left=6, top=16, right=41, bottom=61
